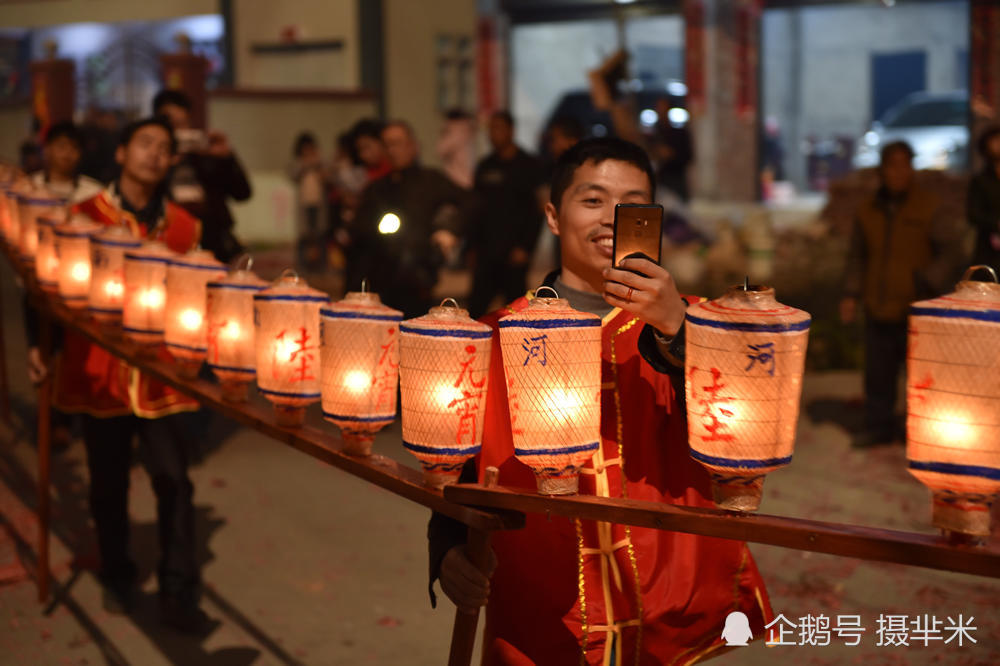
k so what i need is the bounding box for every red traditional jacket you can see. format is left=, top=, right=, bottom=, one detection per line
left=52, top=188, right=202, bottom=418
left=477, top=296, right=773, bottom=666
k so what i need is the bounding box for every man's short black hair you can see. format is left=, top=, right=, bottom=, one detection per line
left=119, top=117, right=177, bottom=154
left=294, top=131, right=317, bottom=157
left=880, top=140, right=914, bottom=164
left=547, top=114, right=585, bottom=141
left=977, top=124, right=1000, bottom=161
left=491, top=110, right=514, bottom=127
left=444, top=108, right=473, bottom=122
left=549, top=137, right=655, bottom=209
left=152, top=89, right=192, bottom=114
left=44, top=121, right=82, bottom=147
left=350, top=118, right=386, bottom=142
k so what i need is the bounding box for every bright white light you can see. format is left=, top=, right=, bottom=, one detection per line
left=666, top=80, right=688, bottom=96
left=344, top=370, right=371, bottom=393
left=179, top=308, right=202, bottom=331
left=139, top=289, right=164, bottom=309
left=864, top=131, right=880, bottom=147
left=639, top=108, right=659, bottom=127
left=378, top=213, right=401, bottom=234
left=70, top=262, right=90, bottom=282
left=274, top=337, right=298, bottom=364
left=668, top=107, right=690, bottom=125
left=104, top=280, right=123, bottom=298
left=221, top=321, right=241, bottom=340
left=614, top=0, right=637, bottom=4
left=435, top=384, right=462, bottom=408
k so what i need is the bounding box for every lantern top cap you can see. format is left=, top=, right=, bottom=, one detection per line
left=258, top=268, right=328, bottom=299
left=169, top=248, right=225, bottom=270
left=94, top=223, right=139, bottom=242
left=402, top=299, right=490, bottom=332
left=687, top=284, right=811, bottom=327
left=55, top=216, right=101, bottom=235
left=213, top=268, right=267, bottom=287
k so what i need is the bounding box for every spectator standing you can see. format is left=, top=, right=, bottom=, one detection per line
left=29, top=121, right=103, bottom=203
left=288, top=132, right=329, bottom=273
left=467, top=111, right=545, bottom=318
left=153, top=89, right=251, bottom=263
left=841, top=141, right=965, bottom=448
left=436, top=108, right=477, bottom=189
left=968, top=125, right=1000, bottom=273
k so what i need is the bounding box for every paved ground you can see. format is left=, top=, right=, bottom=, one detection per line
left=1, top=255, right=998, bottom=666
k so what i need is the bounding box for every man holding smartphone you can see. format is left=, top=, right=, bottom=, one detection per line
left=429, top=138, right=772, bottom=664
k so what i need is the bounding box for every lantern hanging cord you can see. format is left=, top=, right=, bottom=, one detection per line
left=962, top=265, right=998, bottom=283
left=232, top=253, right=254, bottom=273
left=743, top=275, right=750, bottom=291
left=439, top=297, right=460, bottom=309
left=361, top=278, right=368, bottom=294
left=278, top=268, right=300, bottom=284
left=534, top=285, right=560, bottom=299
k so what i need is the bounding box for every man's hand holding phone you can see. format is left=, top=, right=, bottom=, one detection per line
left=603, top=257, right=686, bottom=337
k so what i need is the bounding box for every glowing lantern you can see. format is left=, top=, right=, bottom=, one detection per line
left=89, top=226, right=141, bottom=323
left=53, top=216, right=101, bottom=306
left=498, top=289, right=602, bottom=495
left=35, top=212, right=67, bottom=290
left=0, top=179, right=14, bottom=244
left=205, top=266, right=268, bottom=402
left=254, top=272, right=328, bottom=426
left=320, top=289, right=403, bottom=456
left=3, top=183, right=24, bottom=249
left=122, top=241, right=174, bottom=346
left=18, top=191, right=65, bottom=262
left=907, top=266, right=1000, bottom=538
left=399, top=299, right=492, bottom=488
left=164, top=250, right=226, bottom=378
left=685, top=284, right=811, bottom=511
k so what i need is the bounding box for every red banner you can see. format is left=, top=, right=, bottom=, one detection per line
left=684, top=0, right=705, bottom=113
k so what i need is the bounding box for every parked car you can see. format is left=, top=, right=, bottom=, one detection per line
left=852, top=90, right=968, bottom=171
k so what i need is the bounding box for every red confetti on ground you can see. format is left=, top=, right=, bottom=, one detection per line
left=377, top=616, right=402, bottom=627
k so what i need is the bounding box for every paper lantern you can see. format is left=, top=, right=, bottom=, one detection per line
left=164, top=250, right=226, bottom=378
left=53, top=216, right=101, bottom=306
left=685, top=284, right=811, bottom=511
left=18, top=191, right=65, bottom=262
left=399, top=300, right=492, bottom=488
left=35, top=212, right=67, bottom=290
left=206, top=267, right=268, bottom=402
left=122, top=241, right=174, bottom=346
left=498, top=290, right=602, bottom=495
left=321, top=290, right=403, bottom=456
left=0, top=179, right=14, bottom=244
left=3, top=182, right=24, bottom=249
left=254, top=272, right=328, bottom=427
left=89, top=226, right=141, bottom=323
left=907, top=266, right=1000, bottom=538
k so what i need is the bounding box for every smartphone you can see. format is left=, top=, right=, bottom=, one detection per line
left=613, top=203, right=663, bottom=272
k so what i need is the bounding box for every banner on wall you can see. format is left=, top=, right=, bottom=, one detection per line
left=735, top=0, right=761, bottom=120
left=684, top=0, right=705, bottom=114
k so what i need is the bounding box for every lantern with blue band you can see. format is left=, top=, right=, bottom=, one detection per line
left=54, top=215, right=101, bottom=306
left=164, top=249, right=226, bottom=378
left=321, top=288, right=403, bottom=456
left=206, top=262, right=268, bottom=402
left=89, top=226, right=141, bottom=323
left=399, top=299, right=492, bottom=488
left=254, top=271, right=328, bottom=427
left=18, top=191, right=65, bottom=262
left=122, top=241, right=174, bottom=346
left=685, top=284, right=811, bottom=511
left=498, top=288, right=603, bottom=495
left=35, top=213, right=67, bottom=290
left=907, top=265, right=1000, bottom=539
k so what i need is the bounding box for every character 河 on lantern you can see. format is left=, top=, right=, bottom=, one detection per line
left=53, top=216, right=101, bottom=306
left=35, top=213, right=66, bottom=290
left=164, top=249, right=226, bottom=378
left=907, top=266, right=1000, bottom=540
left=398, top=299, right=492, bottom=488
left=685, top=283, right=811, bottom=511
left=254, top=271, right=328, bottom=426
left=206, top=262, right=268, bottom=402
left=89, top=225, right=141, bottom=323
left=498, top=288, right=602, bottom=495
left=321, top=287, right=403, bottom=456
left=122, top=241, right=174, bottom=346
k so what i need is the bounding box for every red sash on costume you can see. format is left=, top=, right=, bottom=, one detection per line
left=53, top=189, right=203, bottom=418
left=477, top=297, right=774, bottom=665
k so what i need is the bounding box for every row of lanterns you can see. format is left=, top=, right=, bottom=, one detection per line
left=1, top=171, right=997, bottom=539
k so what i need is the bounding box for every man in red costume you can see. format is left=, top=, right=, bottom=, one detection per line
left=430, top=138, right=773, bottom=664
left=27, top=118, right=210, bottom=632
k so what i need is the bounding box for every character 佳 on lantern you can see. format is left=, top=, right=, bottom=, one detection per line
left=399, top=299, right=492, bottom=488
left=685, top=283, right=811, bottom=511
left=321, top=288, right=403, bottom=456
left=907, top=266, right=1000, bottom=540
left=164, top=249, right=226, bottom=378
left=498, top=288, right=602, bottom=495
left=254, top=271, right=328, bottom=426
left=206, top=264, right=268, bottom=402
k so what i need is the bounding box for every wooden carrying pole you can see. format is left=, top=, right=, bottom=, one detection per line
left=447, top=466, right=498, bottom=666
left=35, top=315, right=53, bottom=602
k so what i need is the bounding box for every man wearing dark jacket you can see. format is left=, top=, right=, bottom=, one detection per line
left=968, top=125, right=1000, bottom=273
left=153, top=89, right=251, bottom=263
left=467, top=111, right=545, bottom=318
left=841, top=141, right=964, bottom=448
left=349, top=120, right=467, bottom=318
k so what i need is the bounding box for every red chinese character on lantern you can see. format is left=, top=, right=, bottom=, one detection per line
left=373, top=328, right=398, bottom=410
left=206, top=321, right=221, bottom=364
left=451, top=345, right=486, bottom=445
left=690, top=366, right=736, bottom=443
left=273, top=327, right=317, bottom=383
